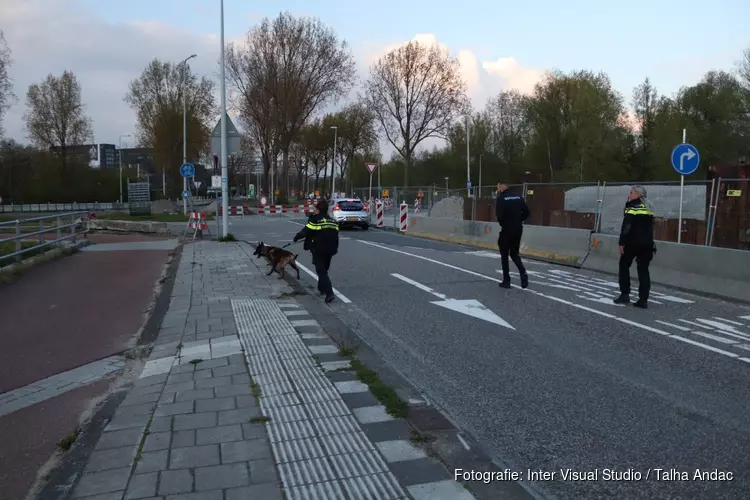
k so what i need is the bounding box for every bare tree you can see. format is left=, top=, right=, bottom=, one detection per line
left=298, top=118, right=329, bottom=191
left=125, top=59, right=216, bottom=196
left=0, top=30, right=15, bottom=138
left=364, top=40, right=467, bottom=186
left=338, top=102, right=378, bottom=192
left=226, top=12, right=356, bottom=198
left=25, top=70, right=93, bottom=173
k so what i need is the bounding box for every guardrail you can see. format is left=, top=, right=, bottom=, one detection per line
left=0, top=212, right=90, bottom=266
left=0, top=202, right=124, bottom=213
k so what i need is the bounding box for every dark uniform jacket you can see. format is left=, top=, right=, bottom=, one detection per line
left=293, top=213, right=339, bottom=255
left=618, top=199, right=654, bottom=248
left=496, top=191, right=530, bottom=231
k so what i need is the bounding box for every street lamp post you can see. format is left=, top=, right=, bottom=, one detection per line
left=478, top=153, right=484, bottom=198
left=180, top=54, right=197, bottom=215
left=465, top=114, right=471, bottom=197
left=330, top=126, right=338, bottom=196
left=219, top=0, right=229, bottom=237
left=119, top=134, right=131, bottom=205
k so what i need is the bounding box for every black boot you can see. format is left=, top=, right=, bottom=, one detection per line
left=613, top=294, right=630, bottom=304
left=498, top=281, right=511, bottom=289
left=520, top=274, right=529, bottom=289
left=324, top=294, right=335, bottom=304
left=633, top=298, right=647, bottom=309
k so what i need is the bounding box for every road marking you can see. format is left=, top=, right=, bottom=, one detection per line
left=655, top=320, right=690, bottom=332
left=392, top=273, right=447, bottom=299
left=457, top=433, right=471, bottom=451
left=695, top=319, right=750, bottom=341
left=678, top=319, right=713, bottom=330
left=391, top=273, right=514, bottom=329
left=713, top=317, right=744, bottom=326
left=739, top=315, right=750, bottom=320
left=295, top=261, right=352, bottom=304
left=358, top=239, right=745, bottom=363
left=689, top=331, right=738, bottom=344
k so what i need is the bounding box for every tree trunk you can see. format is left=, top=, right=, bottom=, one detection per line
left=404, top=151, right=411, bottom=188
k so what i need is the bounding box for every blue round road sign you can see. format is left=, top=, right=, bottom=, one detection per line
left=670, top=143, right=700, bottom=176
left=180, top=163, right=195, bottom=178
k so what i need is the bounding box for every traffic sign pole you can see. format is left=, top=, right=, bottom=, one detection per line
left=678, top=129, right=685, bottom=243
left=365, top=163, right=378, bottom=206
left=669, top=132, right=700, bottom=245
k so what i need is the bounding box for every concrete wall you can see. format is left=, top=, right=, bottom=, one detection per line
left=398, top=214, right=750, bottom=302
left=585, top=233, right=750, bottom=302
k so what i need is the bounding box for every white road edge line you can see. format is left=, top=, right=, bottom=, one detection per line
left=391, top=273, right=446, bottom=299
left=358, top=239, right=745, bottom=363
left=456, top=433, right=471, bottom=451
left=295, top=261, right=352, bottom=304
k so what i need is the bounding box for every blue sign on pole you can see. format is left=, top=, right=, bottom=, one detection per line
left=670, top=143, right=700, bottom=176
left=182, top=191, right=190, bottom=199
left=180, top=163, right=195, bottom=178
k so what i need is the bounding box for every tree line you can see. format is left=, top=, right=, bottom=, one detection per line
left=1, top=17, right=749, bottom=203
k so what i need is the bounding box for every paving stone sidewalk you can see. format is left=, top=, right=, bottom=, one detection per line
left=67, top=241, right=474, bottom=500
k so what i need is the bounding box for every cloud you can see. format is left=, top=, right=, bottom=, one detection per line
left=359, top=33, right=545, bottom=113
left=0, top=0, right=242, bottom=147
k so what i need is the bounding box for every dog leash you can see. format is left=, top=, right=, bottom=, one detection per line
left=281, top=241, right=298, bottom=249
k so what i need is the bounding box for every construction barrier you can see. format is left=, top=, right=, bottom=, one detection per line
left=583, top=233, right=750, bottom=303
left=387, top=214, right=750, bottom=302
left=375, top=201, right=384, bottom=227
left=218, top=205, right=249, bottom=217
left=184, top=212, right=211, bottom=240
left=399, top=203, right=408, bottom=232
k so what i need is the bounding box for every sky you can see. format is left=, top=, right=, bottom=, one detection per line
left=1, top=0, right=749, bottom=152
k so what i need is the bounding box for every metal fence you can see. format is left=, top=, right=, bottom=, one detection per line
left=0, top=212, right=90, bottom=266
left=355, top=178, right=750, bottom=250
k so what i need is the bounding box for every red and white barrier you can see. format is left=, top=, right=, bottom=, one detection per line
left=184, top=212, right=211, bottom=240
left=399, top=202, right=408, bottom=232
left=258, top=204, right=265, bottom=214
left=375, top=201, right=384, bottom=227
left=218, top=205, right=249, bottom=217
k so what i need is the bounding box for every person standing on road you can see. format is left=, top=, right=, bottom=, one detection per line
left=613, top=185, right=656, bottom=308
left=496, top=183, right=530, bottom=289
left=293, top=199, right=340, bottom=304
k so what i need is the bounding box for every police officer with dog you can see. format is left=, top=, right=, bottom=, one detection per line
left=613, top=185, right=656, bottom=308
left=496, top=183, right=530, bottom=289
left=293, top=199, right=339, bottom=304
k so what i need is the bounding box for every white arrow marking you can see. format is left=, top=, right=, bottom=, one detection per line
left=739, top=315, right=750, bottom=321
left=679, top=149, right=696, bottom=171
left=391, top=273, right=514, bottom=329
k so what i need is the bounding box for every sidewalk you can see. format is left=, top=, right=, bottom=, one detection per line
left=66, top=241, right=473, bottom=500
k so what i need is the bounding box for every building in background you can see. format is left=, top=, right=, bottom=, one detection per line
left=50, top=143, right=117, bottom=168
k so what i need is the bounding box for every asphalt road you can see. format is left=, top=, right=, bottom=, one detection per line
left=232, top=215, right=750, bottom=500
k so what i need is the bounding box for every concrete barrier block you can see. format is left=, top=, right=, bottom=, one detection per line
left=407, top=215, right=591, bottom=266
left=584, top=233, right=750, bottom=302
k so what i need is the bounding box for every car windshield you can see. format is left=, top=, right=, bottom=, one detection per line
left=337, top=200, right=364, bottom=211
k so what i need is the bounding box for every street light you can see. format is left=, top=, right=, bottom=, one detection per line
left=478, top=153, right=484, bottom=198
left=119, top=134, right=131, bottom=204
left=330, top=126, right=338, bottom=196
left=180, top=53, right=197, bottom=215
left=219, top=0, right=229, bottom=237
left=465, top=114, right=471, bottom=197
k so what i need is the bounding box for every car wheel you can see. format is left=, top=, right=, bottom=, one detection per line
left=361, top=224, right=369, bottom=231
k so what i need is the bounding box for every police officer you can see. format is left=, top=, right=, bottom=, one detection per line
left=293, top=199, right=340, bottom=304
left=613, top=185, right=655, bottom=308
left=496, top=183, right=530, bottom=289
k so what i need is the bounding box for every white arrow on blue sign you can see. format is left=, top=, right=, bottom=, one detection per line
left=182, top=191, right=190, bottom=199
left=180, top=163, right=195, bottom=178
left=670, top=143, right=700, bottom=176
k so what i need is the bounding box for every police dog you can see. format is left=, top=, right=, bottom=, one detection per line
left=253, top=241, right=300, bottom=280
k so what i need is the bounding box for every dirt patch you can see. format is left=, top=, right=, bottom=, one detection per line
left=87, top=233, right=171, bottom=244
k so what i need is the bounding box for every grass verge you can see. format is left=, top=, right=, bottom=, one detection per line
left=217, top=233, right=237, bottom=242
left=350, top=358, right=408, bottom=419
left=58, top=428, right=80, bottom=451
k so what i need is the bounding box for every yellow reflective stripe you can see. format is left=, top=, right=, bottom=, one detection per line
left=624, top=208, right=652, bottom=215
left=305, top=220, right=339, bottom=231
left=305, top=222, right=320, bottom=230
